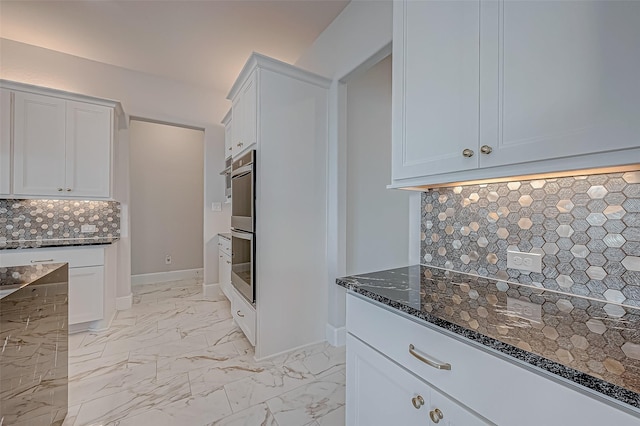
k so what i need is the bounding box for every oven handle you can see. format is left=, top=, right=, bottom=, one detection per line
left=232, top=230, right=253, bottom=241
left=231, top=165, right=253, bottom=178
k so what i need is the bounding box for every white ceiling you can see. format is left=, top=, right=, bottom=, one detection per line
left=0, top=0, right=349, bottom=94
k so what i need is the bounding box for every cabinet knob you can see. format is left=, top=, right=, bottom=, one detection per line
left=228, top=147, right=232, bottom=151
left=57, top=188, right=63, bottom=192
left=480, top=145, right=493, bottom=154
left=226, top=261, right=231, bottom=264
left=429, top=408, right=444, bottom=423
left=462, top=148, right=474, bottom=158
left=411, top=395, right=424, bottom=409
left=237, top=142, right=244, bottom=147
left=66, top=188, right=72, bottom=192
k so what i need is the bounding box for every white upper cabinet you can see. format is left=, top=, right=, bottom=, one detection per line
left=13, top=91, right=67, bottom=196
left=392, top=0, right=640, bottom=187
left=392, top=0, right=480, bottom=180
left=7, top=84, right=116, bottom=198
left=65, top=100, right=112, bottom=197
left=222, top=108, right=233, bottom=159
left=0, top=89, right=11, bottom=195
left=230, top=70, right=257, bottom=158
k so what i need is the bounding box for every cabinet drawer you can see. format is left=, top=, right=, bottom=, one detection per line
left=347, top=293, right=640, bottom=425
left=231, top=287, right=256, bottom=346
left=0, top=246, right=104, bottom=268
left=218, top=237, right=231, bottom=256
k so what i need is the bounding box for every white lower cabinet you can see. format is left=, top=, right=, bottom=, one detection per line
left=0, top=247, right=106, bottom=326
left=347, top=334, right=487, bottom=425
left=218, top=237, right=232, bottom=301
left=231, top=286, right=256, bottom=346
left=346, top=293, right=640, bottom=426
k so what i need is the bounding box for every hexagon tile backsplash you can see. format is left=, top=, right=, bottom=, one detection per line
left=0, top=199, right=120, bottom=243
left=421, top=171, right=640, bottom=306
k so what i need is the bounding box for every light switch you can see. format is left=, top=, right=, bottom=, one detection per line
left=211, top=202, right=222, bottom=212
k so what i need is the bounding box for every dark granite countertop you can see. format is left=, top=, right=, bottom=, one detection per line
left=219, top=233, right=231, bottom=241
left=0, top=263, right=67, bottom=299
left=337, top=265, right=640, bottom=410
left=0, top=237, right=119, bottom=250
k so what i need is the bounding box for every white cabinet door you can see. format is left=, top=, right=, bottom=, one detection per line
left=69, top=265, right=104, bottom=324
left=347, top=334, right=488, bottom=426
left=231, top=94, right=244, bottom=158
left=0, top=89, right=11, bottom=195
left=13, top=91, right=67, bottom=196
left=392, top=0, right=480, bottom=181
left=231, top=71, right=257, bottom=159
left=224, top=114, right=233, bottom=159
left=479, top=0, right=640, bottom=168
left=218, top=251, right=232, bottom=301
left=65, top=101, right=112, bottom=197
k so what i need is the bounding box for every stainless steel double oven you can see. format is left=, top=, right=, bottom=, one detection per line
left=230, top=150, right=255, bottom=304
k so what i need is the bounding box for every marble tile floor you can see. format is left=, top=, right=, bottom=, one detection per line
left=63, top=278, right=346, bottom=426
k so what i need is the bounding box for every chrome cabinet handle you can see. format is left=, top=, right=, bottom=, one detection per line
left=430, top=408, right=444, bottom=423
left=480, top=145, right=493, bottom=154
left=30, top=259, right=54, bottom=263
left=462, top=148, right=474, bottom=158
left=411, top=395, right=424, bottom=409
left=408, top=344, right=451, bottom=370
left=236, top=310, right=245, bottom=318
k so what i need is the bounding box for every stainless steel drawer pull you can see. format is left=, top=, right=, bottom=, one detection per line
left=30, top=259, right=54, bottom=263
left=236, top=310, right=245, bottom=318
left=409, top=344, right=451, bottom=370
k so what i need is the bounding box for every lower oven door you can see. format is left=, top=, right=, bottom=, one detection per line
left=231, top=229, right=254, bottom=303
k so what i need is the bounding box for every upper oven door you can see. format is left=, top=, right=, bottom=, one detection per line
left=231, top=150, right=255, bottom=232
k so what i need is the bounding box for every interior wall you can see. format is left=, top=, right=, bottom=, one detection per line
left=129, top=120, right=204, bottom=275
left=346, top=56, right=410, bottom=275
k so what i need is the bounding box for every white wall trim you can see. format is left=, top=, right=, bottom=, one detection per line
left=116, top=293, right=133, bottom=311
left=254, top=338, right=328, bottom=363
left=326, top=323, right=346, bottom=347
left=203, top=282, right=220, bottom=298
left=131, top=268, right=203, bottom=286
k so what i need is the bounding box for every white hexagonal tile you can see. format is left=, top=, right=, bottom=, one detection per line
left=516, top=341, right=532, bottom=351
left=469, top=193, right=479, bottom=203
left=604, top=289, right=625, bottom=303
left=460, top=311, right=471, bottom=321
left=438, top=212, right=447, bottom=221
left=477, top=237, right=489, bottom=247
left=555, top=348, right=574, bottom=364
left=621, top=342, right=640, bottom=360
left=621, top=256, right=640, bottom=272
left=487, top=191, right=499, bottom=202
left=556, top=299, right=574, bottom=313
left=424, top=253, right=433, bottom=262
left=470, top=222, right=480, bottom=232
left=445, top=225, right=455, bottom=235
left=622, top=171, right=640, bottom=183
left=438, top=194, right=448, bottom=203
left=586, top=319, right=607, bottom=334
left=556, top=224, right=574, bottom=238
left=487, top=212, right=499, bottom=222
left=570, top=245, right=588, bottom=258
left=556, top=199, right=574, bottom=213
left=603, top=303, right=625, bottom=318
left=438, top=247, right=447, bottom=256
left=530, top=180, right=545, bottom=189
left=460, top=226, right=471, bottom=236
left=460, top=254, right=470, bottom=264
left=452, top=240, right=462, bottom=250
left=557, top=275, right=574, bottom=289
left=496, top=281, right=509, bottom=292
left=497, top=206, right=509, bottom=217
left=603, top=205, right=625, bottom=219
left=570, top=335, right=589, bottom=350
left=542, top=326, right=559, bottom=340
left=586, top=266, right=606, bottom=281
left=507, top=182, right=521, bottom=190
left=518, top=218, right=533, bottom=230
left=603, top=234, right=625, bottom=248
left=518, top=195, right=533, bottom=207
left=586, top=213, right=607, bottom=226
left=603, top=358, right=625, bottom=375
left=486, top=294, right=498, bottom=305
left=424, top=204, right=434, bottom=213
left=486, top=253, right=498, bottom=264
left=477, top=307, right=489, bottom=318
left=425, top=220, right=433, bottom=229
left=587, top=185, right=607, bottom=199
left=497, top=228, right=509, bottom=239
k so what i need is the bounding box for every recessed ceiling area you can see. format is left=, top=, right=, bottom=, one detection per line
left=0, top=0, right=350, bottom=93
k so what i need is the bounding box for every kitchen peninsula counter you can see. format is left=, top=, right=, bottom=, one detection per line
left=0, top=236, right=119, bottom=250
left=337, top=265, right=640, bottom=410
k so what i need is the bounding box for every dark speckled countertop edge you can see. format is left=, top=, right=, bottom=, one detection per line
left=0, top=237, right=120, bottom=250
left=336, top=277, right=640, bottom=411
left=219, top=233, right=231, bottom=241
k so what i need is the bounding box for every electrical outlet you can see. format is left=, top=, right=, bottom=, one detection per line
left=507, top=250, right=542, bottom=273
left=507, top=297, right=542, bottom=323
left=165, top=255, right=172, bottom=265
left=81, top=224, right=97, bottom=233
left=212, top=202, right=222, bottom=212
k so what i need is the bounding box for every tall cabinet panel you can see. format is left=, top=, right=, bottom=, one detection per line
left=13, top=92, right=67, bottom=196
left=0, top=89, right=11, bottom=195
left=65, top=101, right=112, bottom=197
left=392, top=0, right=480, bottom=181
left=479, top=0, right=640, bottom=168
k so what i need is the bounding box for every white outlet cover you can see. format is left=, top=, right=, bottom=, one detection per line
left=507, top=297, right=542, bottom=323
left=212, top=202, right=222, bottom=212
left=507, top=250, right=542, bottom=273
left=80, top=224, right=97, bottom=233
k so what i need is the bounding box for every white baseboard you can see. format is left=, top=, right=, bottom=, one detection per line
left=203, top=283, right=220, bottom=298
left=116, top=293, right=133, bottom=310
left=254, top=338, right=326, bottom=363
left=131, top=268, right=203, bottom=286
left=326, top=323, right=346, bottom=347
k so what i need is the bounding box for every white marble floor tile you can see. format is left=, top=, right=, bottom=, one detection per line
left=113, top=387, right=232, bottom=426
left=68, top=351, right=130, bottom=382
left=128, top=334, right=209, bottom=364
left=188, top=355, right=270, bottom=395
left=210, top=403, right=278, bottom=426
left=302, top=345, right=346, bottom=378
left=231, top=337, right=255, bottom=356
left=101, top=328, right=183, bottom=356
left=224, top=361, right=316, bottom=413
left=155, top=341, right=240, bottom=379
left=205, top=322, right=246, bottom=347
left=266, top=371, right=346, bottom=426
left=68, top=333, right=86, bottom=350
left=68, top=342, right=105, bottom=365
left=74, top=373, right=191, bottom=425
left=316, top=404, right=345, bottom=425
left=61, top=404, right=80, bottom=426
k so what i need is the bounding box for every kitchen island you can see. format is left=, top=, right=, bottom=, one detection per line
left=338, top=265, right=640, bottom=425
left=1, top=263, right=69, bottom=426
